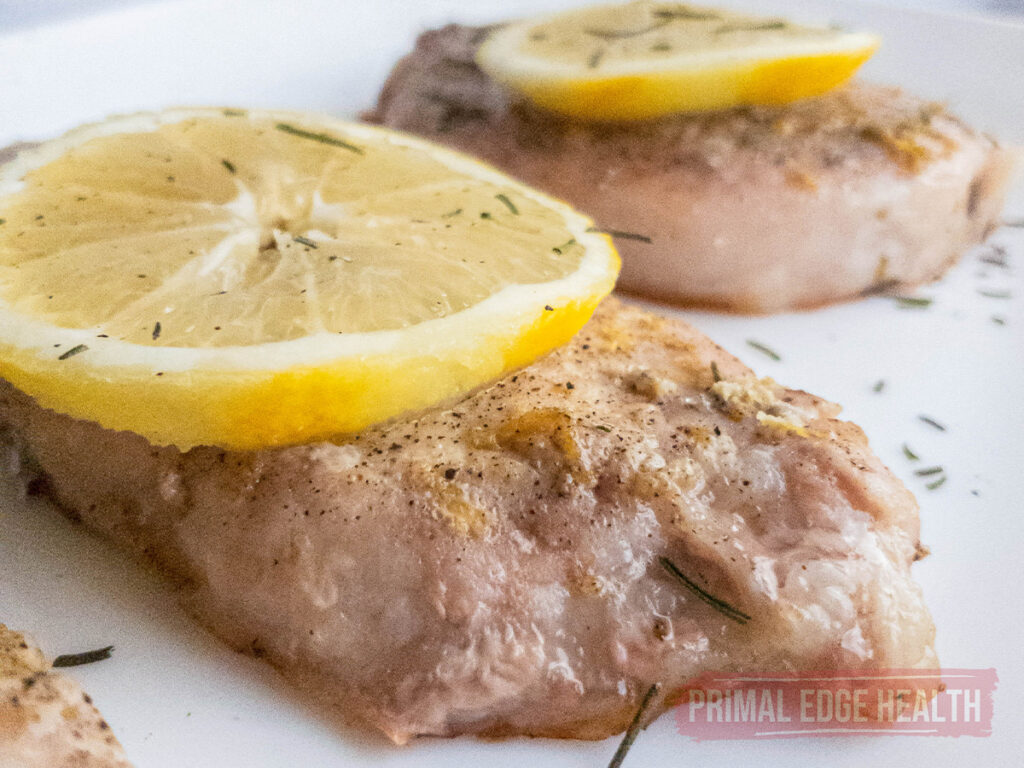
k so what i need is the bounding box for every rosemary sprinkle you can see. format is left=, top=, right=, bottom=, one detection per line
left=716, top=20, right=787, bottom=33
left=746, top=340, right=781, bottom=361
left=660, top=556, right=751, bottom=625
left=914, top=466, right=944, bottom=477
left=275, top=123, right=363, bottom=154
left=53, top=646, right=114, bottom=668
left=58, top=344, right=88, bottom=360
left=494, top=193, right=519, bottom=215
left=607, top=683, right=662, bottom=768
left=926, top=475, right=947, bottom=491
left=918, top=415, right=946, bottom=431
left=584, top=20, right=669, bottom=40
left=902, top=443, right=920, bottom=461
left=552, top=238, right=576, bottom=255
left=586, top=227, right=653, bottom=243
left=894, top=296, right=933, bottom=309
left=293, top=235, right=318, bottom=249
left=652, top=7, right=720, bottom=20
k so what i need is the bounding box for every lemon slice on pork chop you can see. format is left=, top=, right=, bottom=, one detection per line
left=476, top=1, right=879, bottom=121
left=0, top=109, right=619, bottom=449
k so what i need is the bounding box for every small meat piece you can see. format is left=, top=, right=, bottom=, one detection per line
left=365, top=24, right=1018, bottom=313
left=0, top=299, right=935, bottom=743
left=0, top=625, right=131, bottom=768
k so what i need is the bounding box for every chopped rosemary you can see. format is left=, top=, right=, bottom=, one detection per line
left=652, top=7, right=720, bottom=21
left=586, top=226, right=653, bottom=243
left=495, top=193, right=519, bottom=215
left=1002, top=218, right=1024, bottom=228
left=152, top=321, right=161, bottom=340
left=902, top=443, right=920, bottom=461
left=275, top=123, right=363, bottom=154
left=588, top=48, right=605, bottom=68
left=992, top=315, right=1007, bottom=326
left=293, top=235, right=318, bottom=249
left=918, top=415, right=946, bottom=431
left=894, top=296, right=933, bottom=309
left=0, top=218, right=5, bottom=225
left=221, top=159, right=236, bottom=174
left=52, top=646, right=113, bottom=668
left=915, top=466, right=944, bottom=477
left=441, top=208, right=463, bottom=218
left=607, top=683, right=662, bottom=768
left=872, top=379, right=885, bottom=393
left=552, top=238, right=576, bottom=255
left=715, top=20, right=787, bottom=33
left=711, top=361, right=722, bottom=383
left=584, top=20, right=669, bottom=40
left=746, top=340, right=780, bottom=362
left=222, top=108, right=246, bottom=117
left=979, top=246, right=1008, bottom=268
left=594, top=424, right=612, bottom=433
left=926, top=475, right=947, bottom=491
left=977, top=289, right=1011, bottom=299
left=58, top=344, right=88, bottom=360
left=660, top=556, right=751, bottom=625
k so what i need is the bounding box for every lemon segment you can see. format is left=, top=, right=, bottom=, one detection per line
left=476, top=1, right=880, bottom=121
left=0, top=109, right=619, bottom=449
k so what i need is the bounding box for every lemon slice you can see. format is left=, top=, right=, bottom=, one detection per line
left=0, top=109, right=619, bottom=449
left=476, top=1, right=880, bottom=121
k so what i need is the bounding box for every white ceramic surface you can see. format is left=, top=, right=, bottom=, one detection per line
left=0, top=2, right=1021, bottom=766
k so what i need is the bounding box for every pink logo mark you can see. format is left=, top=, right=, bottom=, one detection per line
left=673, top=668, right=997, bottom=740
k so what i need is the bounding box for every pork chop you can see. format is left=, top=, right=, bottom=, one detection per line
left=365, top=24, right=1018, bottom=313
left=0, top=625, right=131, bottom=768
left=0, top=299, right=935, bottom=743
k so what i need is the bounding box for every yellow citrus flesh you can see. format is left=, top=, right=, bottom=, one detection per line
left=0, top=109, right=619, bottom=449
left=476, top=1, right=880, bottom=121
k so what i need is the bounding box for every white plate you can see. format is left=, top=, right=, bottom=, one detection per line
left=0, top=1, right=1021, bottom=766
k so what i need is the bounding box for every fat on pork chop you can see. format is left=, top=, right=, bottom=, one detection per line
left=365, top=24, right=1018, bottom=313
left=0, top=299, right=936, bottom=743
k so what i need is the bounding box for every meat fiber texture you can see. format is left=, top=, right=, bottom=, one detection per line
left=365, top=24, right=1018, bottom=313
left=0, top=300, right=936, bottom=743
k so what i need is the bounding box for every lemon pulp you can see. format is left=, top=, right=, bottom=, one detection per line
left=0, top=109, right=619, bottom=448
left=476, top=1, right=879, bottom=121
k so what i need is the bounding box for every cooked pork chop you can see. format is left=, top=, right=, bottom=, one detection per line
left=365, top=24, right=1017, bottom=313
left=0, top=300, right=936, bottom=743
left=0, top=626, right=131, bottom=768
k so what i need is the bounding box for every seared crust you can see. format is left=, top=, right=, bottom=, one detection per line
left=0, top=300, right=935, bottom=743
left=366, top=24, right=1018, bottom=312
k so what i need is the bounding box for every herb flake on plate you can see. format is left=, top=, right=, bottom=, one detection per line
left=52, top=645, right=114, bottom=668
left=746, top=340, right=781, bottom=361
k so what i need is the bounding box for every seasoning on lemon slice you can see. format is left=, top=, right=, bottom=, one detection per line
left=0, top=109, right=619, bottom=449
left=475, top=1, right=880, bottom=121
